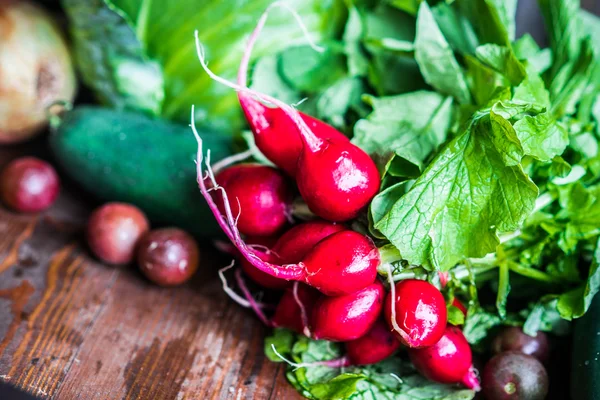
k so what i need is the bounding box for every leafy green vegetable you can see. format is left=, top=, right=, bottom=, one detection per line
left=62, top=0, right=344, bottom=133
left=414, top=2, right=471, bottom=104
left=353, top=91, right=452, bottom=177
left=474, top=44, right=526, bottom=85
left=266, top=330, right=476, bottom=400
left=371, top=110, right=540, bottom=271
left=62, top=0, right=164, bottom=114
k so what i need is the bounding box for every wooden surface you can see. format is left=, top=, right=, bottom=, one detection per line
left=0, top=140, right=301, bottom=399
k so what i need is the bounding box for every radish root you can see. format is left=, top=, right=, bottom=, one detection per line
left=191, top=108, right=303, bottom=280
left=385, top=263, right=414, bottom=346
left=270, top=344, right=350, bottom=370
left=211, top=149, right=254, bottom=174
left=235, top=268, right=272, bottom=327
left=292, top=282, right=312, bottom=338
left=218, top=261, right=252, bottom=308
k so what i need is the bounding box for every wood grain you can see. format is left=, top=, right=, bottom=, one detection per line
left=0, top=140, right=301, bottom=399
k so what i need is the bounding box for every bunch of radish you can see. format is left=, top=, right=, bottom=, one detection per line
left=192, top=2, right=479, bottom=391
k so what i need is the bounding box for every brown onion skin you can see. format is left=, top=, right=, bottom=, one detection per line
left=137, top=228, right=199, bottom=286
left=492, top=327, right=550, bottom=363
left=0, top=157, right=60, bottom=213
left=87, top=203, right=149, bottom=265
left=0, top=1, right=76, bottom=143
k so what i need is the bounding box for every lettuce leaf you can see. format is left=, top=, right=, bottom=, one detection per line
left=62, top=0, right=345, bottom=133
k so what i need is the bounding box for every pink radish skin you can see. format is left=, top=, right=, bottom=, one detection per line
left=239, top=235, right=285, bottom=289
left=214, top=164, right=292, bottom=237
left=198, top=3, right=380, bottom=222
left=239, top=223, right=344, bottom=290
left=311, top=281, right=385, bottom=342
left=239, top=99, right=348, bottom=178
left=272, top=220, right=345, bottom=263
left=295, top=136, right=380, bottom=222
left=240, top=249, right=289, bottom=290
left=236, top=4, right=347, bottom=178
left=190, top=134, right=379, bottom=295
left=345, top=319, right=401, bottom=365
left=272, top=283, right=319, bottom=335
left=300, top=231, right=379, bottom=296
left=409, top=326, right=481, bottom=391
left=384, top=279, right=447, bottom=348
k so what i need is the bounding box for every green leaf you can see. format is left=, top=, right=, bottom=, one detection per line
left=496, top=259, right=511, bottom=318
left=344, top=6, right=369, bottom=77
left=63, top=0, right=344, bottom=133
left=387, top=0, right=422, bottom=15
left=278, top=46, right=346, bottom=92
left=447, top=305, right=466, bottom=326
left=265, top=328, right=296, bottom=362
left=373, top=112, right=538, bottom=270
left=458, top=0, right=511, bottom=46
left=487, top=0, right=517, bottom=41
left=353, top=91, right=453, bottom=177
left=315, top=78, right=365, bottom=130
left=557, top=238, right=600, bottom=320
left=310, top=374, right=366, bottom=400
left=523, top=298, right=570, bottom=336
left=414, top=2, right=471, bottom=104
left=463, top=308, right=502, bottom=344
left=464, top=56, right=508, bottom=106
left=282, top=335, right=476, bottom=400
left=62, top=0, right=165, bottom=114
left=512, top=34, right=552, bottom=74
left=431, top=2, right=479, bottom=55
left=250, top=55, right=300, bottom=105
left=538, top=0, right=583, bottom=77
left=475, top=44, right=526, bottom=85
left=512, top=113, right=569, bottom=162
left=549, top=38, right=595, bottom=118
left=512, top=68, right=551, bottom=108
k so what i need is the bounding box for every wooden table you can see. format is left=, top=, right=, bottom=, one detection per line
left=0, top=140, right=301, bottom=399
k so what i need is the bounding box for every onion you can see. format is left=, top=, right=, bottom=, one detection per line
left=0, top=1, right=76, bottom=143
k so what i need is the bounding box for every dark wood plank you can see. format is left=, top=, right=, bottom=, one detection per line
left=0, top=139, right=301, bottom=399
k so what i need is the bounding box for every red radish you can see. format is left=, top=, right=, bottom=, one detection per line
left=384, top=279, right=447, bottom=348
left=236, top=3, right=348, bottom=178
left=345, top=319, right=401, bottom=365
left=214, top=164, right=292, bottom=237
left=240, top=249, right=289, bottom=290
left=195, top=8, right=380, bottom=223
left=137, top=228, right=199, bottom=286
left=294, top=137, right=380, bottom=222
left=409, top=326, right=480, bottom=390
left=239, top=222, right=344, bottom=289
left=272, top=283, right=319, bottom=335
left=190, top=142, right=379, bottom=295
left=311, top=281, right=385, bottom=342
left=272, top=220, right=345, bottom=263
left=87, top=202, right=149, bottom=265
left=0, top=157, right=59, bottom=213
left=273, top=318, right=401, bottom=369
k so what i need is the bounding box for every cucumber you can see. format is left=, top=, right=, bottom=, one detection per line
left=571, top=293, right=600, bottom=400
left=49, top=106, right=233, bottom=238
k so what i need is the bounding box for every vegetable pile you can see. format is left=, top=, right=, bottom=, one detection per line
left=191, top=0, right=600, bottom=398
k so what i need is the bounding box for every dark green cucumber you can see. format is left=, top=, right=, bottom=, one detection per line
left=49, top=106, right=233, bottom=238
left=571, top=293, right=600, bottom=400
